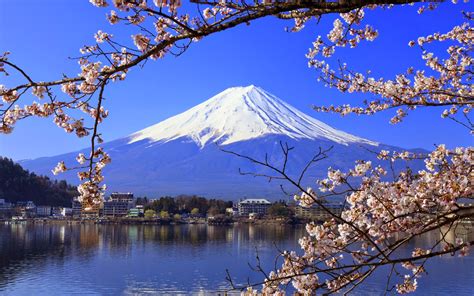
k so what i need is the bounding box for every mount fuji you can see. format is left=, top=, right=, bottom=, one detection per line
left=20, top=85, right=421, bottom=199
left=128, top=85, right=377, bottom=147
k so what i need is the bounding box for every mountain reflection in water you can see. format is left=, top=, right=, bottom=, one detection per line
left=0, top=223, right=472, bottom=295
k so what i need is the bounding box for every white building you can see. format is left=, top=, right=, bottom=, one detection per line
left=61, top=208, right=73, bottom=217
left=103, top=192, right=135, bottom=217
left=237, top=199, right=271, bottom=216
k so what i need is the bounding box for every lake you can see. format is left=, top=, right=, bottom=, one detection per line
left=0, top=223, right=473, bottom=295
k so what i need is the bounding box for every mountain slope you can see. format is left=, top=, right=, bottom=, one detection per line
left=20, top=86, right=422, bottom=199
left=129, top=85, right=377, bottom=147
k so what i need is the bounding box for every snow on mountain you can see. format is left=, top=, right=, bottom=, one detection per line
left=128, top=85, right=377, bottom=147
left=20, top=85, right=415, bottom=199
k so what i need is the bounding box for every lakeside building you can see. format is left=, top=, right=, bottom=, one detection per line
left=72, top=198, right=82, bottom=217
left=51, top=207, right=63, bottom=216
left=71, top=193, right=136, bottom=218
left=128, top=205, right=144, bottom=218
left=0, top=199, right=12, bottom=210
left=71, top=197, right=102, bottom=218
left=0, top=199, right=13, bottom=217
left=103, top=192, right=135, bottom=217
left=15, top=201, right=36, bottom=218
left=61, top=208, right=73, bottom=217
left=16, top=201, right=36, bottom=210
left=295, top=204, right=344, bottom=221
left=36, top=206, right=52, bottom=217
left=81, top=202, right=102, bottom=218
left=71, top=197, right=82, bottom=217
left=237, top=199, right=271, bottom=217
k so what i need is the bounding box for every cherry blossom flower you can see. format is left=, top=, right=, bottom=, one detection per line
left=107, top=10, right=119, bottom=24
left=52, top=161, right=67, bottom=175
left=132, top=34, right=150, bottom=52
left=32, top=86, right=47, bottom=99
left=94, top=30, right=112, bottom=43
left=89, top=0, right=108, bottom=8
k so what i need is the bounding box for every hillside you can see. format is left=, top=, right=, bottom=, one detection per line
left=0, top=157, right=77, bottom=206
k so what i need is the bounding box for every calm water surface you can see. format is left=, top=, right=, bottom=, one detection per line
left=0, top=223, right=472, bottom=295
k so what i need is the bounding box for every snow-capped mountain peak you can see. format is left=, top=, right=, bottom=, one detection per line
left=128, top=85, right=377, bottom=147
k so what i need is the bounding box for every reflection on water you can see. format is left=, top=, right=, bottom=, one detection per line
left=0, top=223, right=473, bottom=295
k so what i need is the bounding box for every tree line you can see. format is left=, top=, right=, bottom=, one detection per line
left=0, top=157, right=77, bottom=206
left=139, top=195, right=233, bottom=216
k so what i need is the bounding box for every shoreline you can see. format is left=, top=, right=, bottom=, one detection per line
left=1, top=217, right=305, bottom=226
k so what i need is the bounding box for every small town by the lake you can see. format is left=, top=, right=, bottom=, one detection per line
left=0, top=1, right=472, bottom=295
left=0, top=192, right=344, bottom=225
left=1, top=190, right=473, bottom=295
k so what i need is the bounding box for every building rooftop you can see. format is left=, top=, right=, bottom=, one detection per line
left=239, top=199, right=271, bottom=205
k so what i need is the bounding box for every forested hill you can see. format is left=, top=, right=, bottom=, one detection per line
left=0, top=157, right=77, bottom=207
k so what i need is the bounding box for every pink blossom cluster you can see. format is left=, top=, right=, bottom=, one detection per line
left=53, top=109, right=89, bottom=137
left=260, top=145, right=472, bottom=294
left=75, top=148, right=111, bottom=206
left=309, top=18, right=472, bottom=125
left=306, top=9, right=378, bottom=60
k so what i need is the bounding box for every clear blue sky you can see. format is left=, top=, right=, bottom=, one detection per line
left=0, top=0, right=472, bottom=160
